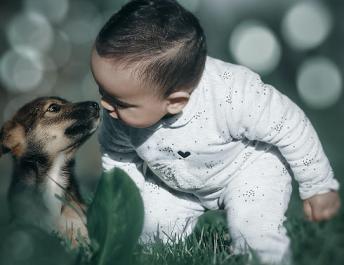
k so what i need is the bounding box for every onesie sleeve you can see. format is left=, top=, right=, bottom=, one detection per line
left=224, top=66, right=340, bottom=200
left=98, top=110, right=145, bottom=191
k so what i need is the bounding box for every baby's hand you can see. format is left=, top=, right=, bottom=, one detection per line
left=303, top=191, right=341, bottom=221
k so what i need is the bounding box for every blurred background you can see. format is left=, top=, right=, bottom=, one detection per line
left=0, top=0, right=343, bottom=227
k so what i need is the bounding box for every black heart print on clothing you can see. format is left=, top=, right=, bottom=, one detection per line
left=178, top=151, right=191, bottom=158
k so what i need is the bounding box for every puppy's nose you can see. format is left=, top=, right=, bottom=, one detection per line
left=90, top=102, right=100, bottom=111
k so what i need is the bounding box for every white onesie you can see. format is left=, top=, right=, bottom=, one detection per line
left=98, top=56, right=340, bottom=264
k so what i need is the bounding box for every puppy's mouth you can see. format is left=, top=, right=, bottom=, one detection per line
left=65, top=119, right=99, bottom=136
left=65, top=115, right=100, bottom=136
left=61, top=116, right=99, bottom=153
left=64, top=102, right=101, bottom=140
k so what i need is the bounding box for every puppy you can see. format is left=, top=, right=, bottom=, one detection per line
left=0, top=96, right=100, bottom=244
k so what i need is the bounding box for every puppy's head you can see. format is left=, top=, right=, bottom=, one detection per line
left=0, top=97, right=100, bottom=158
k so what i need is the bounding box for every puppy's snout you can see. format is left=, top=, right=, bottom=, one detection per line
left=66, top=101, right=100, bottom=122
left=89, top=102, right=100, bottom=111
left=78, top=101, right=100, bottom=117
left=88, top=102, right=100, bottom=117
left=81, top=101, right=99, bottom=111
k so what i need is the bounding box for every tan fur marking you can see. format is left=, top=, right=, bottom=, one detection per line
left=2, top=122, right=27, bottom=157
left=59, top=202, right=88, bottom=246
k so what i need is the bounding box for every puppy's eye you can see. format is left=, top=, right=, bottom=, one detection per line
left=47, top=103, right=61, bottom=113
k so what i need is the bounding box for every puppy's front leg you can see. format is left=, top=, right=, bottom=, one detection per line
left=59, top=202, right=88, bottom=247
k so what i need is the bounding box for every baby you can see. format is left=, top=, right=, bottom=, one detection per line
left=90, top=0, right=340, bottom=264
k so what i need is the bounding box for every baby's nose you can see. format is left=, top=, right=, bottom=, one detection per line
left=101, top=99, right=119, bottom=119
left=100, top=99, right=114, bottom=111
left=108, top=111, right=119, bottom=119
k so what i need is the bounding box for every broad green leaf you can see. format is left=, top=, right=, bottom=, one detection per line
left=87, top=168, right=144, bottom=265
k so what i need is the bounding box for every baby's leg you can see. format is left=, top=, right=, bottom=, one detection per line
left=140, top=171, right=205, bottom=243
left=221, top=148, right=293, bottom=264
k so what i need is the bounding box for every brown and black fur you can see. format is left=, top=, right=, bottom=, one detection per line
left=0, top=97, right=100, bottom=244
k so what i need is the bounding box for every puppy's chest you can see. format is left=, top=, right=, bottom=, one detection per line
left=134, top=125, right=233, bottom=191
left=42, top=154, right=69, bottom=218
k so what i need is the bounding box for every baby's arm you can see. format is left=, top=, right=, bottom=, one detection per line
left=98, top=110, right=145, bottom=191
left=224, top=66, right=340, bottom=219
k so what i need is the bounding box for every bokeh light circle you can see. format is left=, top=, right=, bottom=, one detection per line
left=297, top=57, right=342, bottom=109
left=6, top=11, right=54, bottom=52
left=0, top=48, right=44, bottom=93
left=24, top=0, right=69, bottom=24
left=229, top=20, right=281, bottom=75
left=282, top=1, right=333, bottom=50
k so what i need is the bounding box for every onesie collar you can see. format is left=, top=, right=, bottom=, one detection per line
left=160, top=74, right=204, bottom=128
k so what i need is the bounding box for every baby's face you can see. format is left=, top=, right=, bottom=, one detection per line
left=90, top=49, right=170, bottom=128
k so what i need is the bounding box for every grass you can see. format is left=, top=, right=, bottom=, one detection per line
left=0, top=170, right=343, bottom=265
left=0, top=200, right=343, bottom=265
left=133, top=211, right=250, bottom=265
left=131, top=206, right=344, bottom=265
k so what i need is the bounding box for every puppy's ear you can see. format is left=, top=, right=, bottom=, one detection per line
left=0, top=120, right=27, bottom=158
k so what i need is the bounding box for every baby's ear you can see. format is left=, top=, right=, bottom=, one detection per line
left=0, top=120, right=27, bottom=158
left=166, top=91, right=190, bottom=115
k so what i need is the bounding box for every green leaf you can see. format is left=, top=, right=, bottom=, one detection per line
left=86, top=168, right=144, bottom=265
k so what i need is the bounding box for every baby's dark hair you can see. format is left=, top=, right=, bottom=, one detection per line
left=95, top=0, right=207, bottom=98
